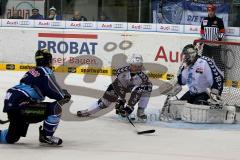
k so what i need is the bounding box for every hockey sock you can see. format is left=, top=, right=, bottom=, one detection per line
left=43, top=115, right=61, bottom=136
left=0, top=129, right=8, bottom=143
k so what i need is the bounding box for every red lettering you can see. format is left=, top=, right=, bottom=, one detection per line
left=71, top=23, right=81, bottom=27
left=154, top=46, right=168, bottom=62
left=69, top=57, right=75, bottom=63
left=102, top=24, right=112, bottom=28
left=170, top=51, right=179, bottom=62
left=155, top=46, right=182, bottom=63
left=85, top=59, right=90, bottom=64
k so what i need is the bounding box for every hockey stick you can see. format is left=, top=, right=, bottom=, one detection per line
left=126, top=116, right=155, bottom=135
left=0, top=119, right=9, bottom=124
left=159, top=60, right=184, bottom=121
left=160, top=94, right=172, bottom=121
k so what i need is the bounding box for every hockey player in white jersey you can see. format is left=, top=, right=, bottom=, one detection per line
left=161, top=44, right=236, bottom=124
left=77, top=54, right=152, bottom=120
left=178, top=44, right=224, bottom=104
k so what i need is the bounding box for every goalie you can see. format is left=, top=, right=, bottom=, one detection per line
left=178, top=44, right=223, bottom=104
left=161, top=44, right=236, bottom=124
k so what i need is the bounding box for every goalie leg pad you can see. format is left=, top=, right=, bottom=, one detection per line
left=168, top=100, right=187, bottom=119
left=181, top=104, right=236, bottom=124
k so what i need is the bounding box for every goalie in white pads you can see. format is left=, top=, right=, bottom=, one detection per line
left=164, top=44, right=236, bottom=123
left=178, top=44, right=224, bottom=104
left=77, top=54, right=152, bottom=120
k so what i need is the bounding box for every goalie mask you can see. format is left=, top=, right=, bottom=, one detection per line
left=182, top=44, right=198, bottom=66
left=128, top=54, right=143, bottom=72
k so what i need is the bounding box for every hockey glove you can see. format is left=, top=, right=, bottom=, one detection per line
left=208, top=89, right=223, bottom=106
left=120, top=105, right=134, bottom=117
left=59, top=89, right=71, bottom=105
left=115, top=98, right=126, bottom=115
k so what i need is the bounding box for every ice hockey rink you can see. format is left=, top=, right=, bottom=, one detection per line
left=1, top=71, right=240, bottom=160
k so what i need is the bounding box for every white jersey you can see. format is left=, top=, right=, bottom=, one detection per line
left=116, top=66, right=149, bottom=89
left=178, top=56, right=223, bottom=94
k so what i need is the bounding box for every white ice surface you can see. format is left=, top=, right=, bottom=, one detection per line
left=0, top=71, right=240, bottom=160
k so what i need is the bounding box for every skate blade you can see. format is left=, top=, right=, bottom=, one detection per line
left=39, top=142, right=63, bottom=147
left=131, top=117, right=147, bottom=123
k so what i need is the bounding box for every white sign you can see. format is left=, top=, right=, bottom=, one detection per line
left=0, top=27, right=199, bottom=74
left=128, top=23, right=157, bottom=32
left=157, top=24, right=184, bottom=33
left=0, top=27, right=240, bottom=75
left=97, top=22, right=127, bottom=31
left=65, top=21, right=97, bottom=30
left=34, top=20, right=65, bottom=28
left=184, top=25, right=201, bottom=34
left=1, top=19, right=34, bottom=27
left=225, top=27, right=240, bottom=36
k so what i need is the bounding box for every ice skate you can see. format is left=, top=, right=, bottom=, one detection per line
left=39, top=126, right=62, bottom=146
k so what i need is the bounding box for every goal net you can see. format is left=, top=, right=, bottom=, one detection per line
left=194, top=39, right=240, bottom=106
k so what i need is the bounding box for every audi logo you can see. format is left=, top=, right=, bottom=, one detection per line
left=142, top=25, right=152, bottom=29
left=114, top=24, right=123, bottom=28
left=51, top=22, right=62, bottom=27
left=83, top=23, right=93, bottom=28
left=171, top=26, right=180, bottom=31
left=19, top=21, right=30, bottom=25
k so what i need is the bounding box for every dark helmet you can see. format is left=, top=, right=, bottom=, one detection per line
left=35, top=49, right=52, bottom=67
left=182, top=44, right=198, bottom=66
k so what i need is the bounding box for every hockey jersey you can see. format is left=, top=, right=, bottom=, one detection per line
left=178, top=56, right=223, bottom=94
left=3, top=66, right=65, bottom=112
left=200, top=15, right=225, bottom=41
left=116, top=66, right=150, bottom=90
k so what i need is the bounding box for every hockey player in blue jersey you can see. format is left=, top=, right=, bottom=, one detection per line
left=0, top=49, right=71, bottom=145
left=178, top=44, right=224, bottom=104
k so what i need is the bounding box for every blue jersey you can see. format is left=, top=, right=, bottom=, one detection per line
left=3, top=66, right=65, bottom=112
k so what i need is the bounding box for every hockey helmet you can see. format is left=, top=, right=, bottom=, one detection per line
left=128, top=54, right=143, bottom=72
left=35, top=49, right=52, bottom=67
left=182, top=44, right=198, bottom=66
left=128, top=54, right=143, bottom=66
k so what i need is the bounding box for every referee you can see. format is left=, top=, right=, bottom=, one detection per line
left=200, top=3, right=225, bottom=71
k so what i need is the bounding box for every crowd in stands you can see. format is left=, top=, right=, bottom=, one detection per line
left=8, top=6, right=111, bottom=22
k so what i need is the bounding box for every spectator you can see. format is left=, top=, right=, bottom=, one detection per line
left=71, top=11, right=87, bottom=21
left=9, top=10, right=23, bottom=19
left=200, top=3, right=225, bottom=71
left=46, top=6, right=62, bottom=20
left=29, top=8, right=44, bottom=20
left=98, top=11, right=111, bottom=22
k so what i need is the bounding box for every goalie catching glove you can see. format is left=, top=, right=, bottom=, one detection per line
left=207, top=88, right=223, bottom=106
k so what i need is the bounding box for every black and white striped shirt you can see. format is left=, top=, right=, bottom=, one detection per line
left=200, top=16, right=225, bottom=41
